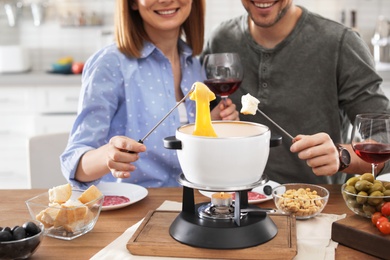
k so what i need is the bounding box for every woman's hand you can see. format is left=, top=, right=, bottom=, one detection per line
left=210, top=98, right=240, bottom=121
left=290, top=133, right=339, bottom=176
left=107, top=136, right=146, bottom=179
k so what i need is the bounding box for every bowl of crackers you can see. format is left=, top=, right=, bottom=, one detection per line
left=25, top=183, right=104, bottom=240
left=272, top=183, right=329, bottom=219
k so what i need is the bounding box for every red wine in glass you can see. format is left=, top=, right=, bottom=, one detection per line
left=351, top=113, right=390, bottom=178
left=202, top=53, right=243, bottom=103
left=203, top=79, right=242, bottom=97
left=353, top=143, right=390, bottom=164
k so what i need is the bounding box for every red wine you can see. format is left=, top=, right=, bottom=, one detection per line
left=204, top=79, right=241, bottom=96
left=353, top=143, right=390, bottom=164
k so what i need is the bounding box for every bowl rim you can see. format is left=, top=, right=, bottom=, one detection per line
left=341, top=183, right=390, bottom=198
left=272, top=183, right=330, bottom=200
left=0, top=219, right=44, bottom=244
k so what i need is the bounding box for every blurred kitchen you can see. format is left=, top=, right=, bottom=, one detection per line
left=0, top=0, right=390, bottom=189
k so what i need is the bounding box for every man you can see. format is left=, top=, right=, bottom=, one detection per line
left=203, top=0, right=390, bottom=184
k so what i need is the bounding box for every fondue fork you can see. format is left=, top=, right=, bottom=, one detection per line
left=139, top=84, right=196, bottom=143
left=240, top=207, right=276, bottom=214
left=256, top=108, right=294, bottom=141
left=117, top=85, right=196, bottom=183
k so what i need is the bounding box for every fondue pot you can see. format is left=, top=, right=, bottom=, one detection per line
left=164, top=121, right=274, bottom=188
left=164, top=121, right=282, bottom=249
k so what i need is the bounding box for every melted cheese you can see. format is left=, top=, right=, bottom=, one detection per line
left=190, top=82, right=217, bottom=137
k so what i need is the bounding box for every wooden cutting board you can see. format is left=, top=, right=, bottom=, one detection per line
left=331, top=215, right=390, bottom=259
left=127, top=210, right=297, bottom=260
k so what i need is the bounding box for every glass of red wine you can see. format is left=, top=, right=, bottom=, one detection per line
left=202, top=53, right=243, bottom=105
left=351, top=113, right=390, bottom=178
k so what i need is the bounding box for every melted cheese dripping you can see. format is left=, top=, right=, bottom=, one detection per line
left=190, top=82, right=218, bottom=137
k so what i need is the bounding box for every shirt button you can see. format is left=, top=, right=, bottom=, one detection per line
left=262, top=83, right=268, bottom=88
left=262, top=67, right=267, bottom=72
left=265, top=54, right=270, bottom=58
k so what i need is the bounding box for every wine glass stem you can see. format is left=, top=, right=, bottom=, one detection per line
left=221, top=96, right=228, bottom=107
left=372, top=163, right=378, bottom=178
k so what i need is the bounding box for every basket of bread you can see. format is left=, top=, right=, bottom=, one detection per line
left=25, top=183, right=104, bottom=240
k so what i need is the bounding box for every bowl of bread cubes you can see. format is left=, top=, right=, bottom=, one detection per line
left=0, top=218, right=44, bottom=259
left=25, top=183, right=104, bottom=240
left=272, top=183, right=329, bottom=219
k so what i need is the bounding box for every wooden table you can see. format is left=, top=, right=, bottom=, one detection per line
left=0, top=185, right=380, bottom=259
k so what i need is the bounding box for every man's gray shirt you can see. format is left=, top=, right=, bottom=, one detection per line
left=203, top=7, right=390, bottom=184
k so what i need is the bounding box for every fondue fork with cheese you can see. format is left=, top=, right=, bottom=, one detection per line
left=240, top=93, right=294, bottom=140
left=190, top=82, right=217, bottom=137
left=240, top=93, right=260, bottom=115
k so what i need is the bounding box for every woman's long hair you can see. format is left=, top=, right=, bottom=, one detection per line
left=115, top=0, right=205, bottom=58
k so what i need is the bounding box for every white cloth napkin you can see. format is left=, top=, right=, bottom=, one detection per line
left=91, top=201, right=345, bottom=260
left=293, top=213, right=346, bottom=260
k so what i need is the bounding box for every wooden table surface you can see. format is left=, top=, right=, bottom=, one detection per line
left=0, top=185, right=380, bottom=260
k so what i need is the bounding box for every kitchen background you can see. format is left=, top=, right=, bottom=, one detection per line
left=1, top=0, right=390, bottom=189
left=0, top=0, right=389, bottom=71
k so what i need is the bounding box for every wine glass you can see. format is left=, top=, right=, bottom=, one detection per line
left=202, top=53, right=243, bottom=105
left=351, top=113, right=390, bottom=178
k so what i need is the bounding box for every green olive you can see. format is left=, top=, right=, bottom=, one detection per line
left=356, top=191, right=368, bottom=204
left=384, top=190, right=390, bottom=201
left=368, top=183, right=385, bottom=194
left=344, top=185, right=357, bottom=194
left=363, top=204, right=377, bottom=215
left=343, top=185, right=357, bottom=200
left=367, top=191, right=384, bottom=206
left=346, top=176, right=360, bottom=187
left=355, top=180, right=373, bottom=192
left=360, top=173, right=375, bottom=183
left=383, top=182, right=390, bottom=190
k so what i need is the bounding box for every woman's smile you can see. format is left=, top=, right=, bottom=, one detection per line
left=155, top=8, right=179, bottom=16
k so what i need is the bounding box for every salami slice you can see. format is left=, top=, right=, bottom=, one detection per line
left=231, top=191, right=266, bottom=201
left=103, top=195, right=130, bottom=206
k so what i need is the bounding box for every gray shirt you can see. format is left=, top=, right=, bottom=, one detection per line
left=203, top=7, right=390, bottom=184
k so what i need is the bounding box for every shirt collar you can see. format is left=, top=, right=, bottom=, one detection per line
left=140, top=39, right=194, bottom=64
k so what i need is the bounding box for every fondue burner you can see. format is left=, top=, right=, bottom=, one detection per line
left=169, top=174, right=278, bottom=249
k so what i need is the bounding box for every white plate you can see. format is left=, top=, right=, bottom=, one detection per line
left=199, top=180, right=280, bottom=204
left=97, top=182, right=148, bottom=211
left=377, top=173, right=390, bottom=182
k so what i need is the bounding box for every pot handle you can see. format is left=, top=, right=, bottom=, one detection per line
left=163, top=136, right=182, bottom=150
left=270, top=135, right=282, bottom=147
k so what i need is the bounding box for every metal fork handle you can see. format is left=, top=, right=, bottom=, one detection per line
left=139, top=84, right=196, bottom=143
left=256, top=108, right=294, bottom=140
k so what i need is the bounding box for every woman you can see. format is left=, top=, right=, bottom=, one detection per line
left=61, top=0, right=239, bottom=189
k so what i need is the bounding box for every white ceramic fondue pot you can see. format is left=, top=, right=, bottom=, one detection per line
left=164, top=121, right=272, bottom=188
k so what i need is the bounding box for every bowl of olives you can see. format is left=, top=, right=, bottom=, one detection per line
left=0, top=218, right=44, bottom=259
left=342, top=173, right=390, bottom=218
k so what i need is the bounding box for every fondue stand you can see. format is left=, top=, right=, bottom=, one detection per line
left=168, top=136, right=282, bottom=249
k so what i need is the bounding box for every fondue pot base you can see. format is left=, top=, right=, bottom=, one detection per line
left=170, top=203, right=277, bottom=249
left=169, top=176, right=278, bottom=249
